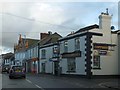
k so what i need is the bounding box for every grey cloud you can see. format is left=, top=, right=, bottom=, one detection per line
left=0, top=2, right=118, bottom=54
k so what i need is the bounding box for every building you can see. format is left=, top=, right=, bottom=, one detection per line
left=12, top=10, right=119, bottom=78
left=39, top=32, right=62, bottom=75
left=2, top=52, right=14, bottom=72
left=58, top=10, right=119, bottom=78
left=14, top=34, right=39, bottom=66
left=25, top=42, right=39, bottom=73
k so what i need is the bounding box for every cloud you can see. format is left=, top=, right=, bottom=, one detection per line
left=1, top=0, right=120, bottom=2
left=0, top=2, right=118, bottom=54
left=29, top=3, right=66, bottom=25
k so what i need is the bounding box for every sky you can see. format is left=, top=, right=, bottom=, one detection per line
left=0, top=0, right=119, bottom=54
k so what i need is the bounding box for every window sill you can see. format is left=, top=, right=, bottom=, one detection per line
left=67, top=71, right=76, bottom=73
left=92, top=68, right=101, bottom=70
left=41, top=58, right=46, bottom=59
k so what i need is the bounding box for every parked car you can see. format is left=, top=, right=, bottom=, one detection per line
left=2, top=66, right=10, bottom=73
left=9, top=65, right=26, bottom=79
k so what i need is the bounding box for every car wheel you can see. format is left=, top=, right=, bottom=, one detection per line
left=9, top=76, right=13, bottom=79
left=23, top=76, right=26, bottom=79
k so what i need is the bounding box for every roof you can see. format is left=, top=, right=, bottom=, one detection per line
left=2, top=52, right=14, bottom=60
left=22, top=38, right=39, bottom=48
left=75, top=24, right=99, bottom=34
left=117, top=30, right=120, bottom=35
left=59, top=32, right=103, bottom=42
left=111, top=30, right=120, bottom=34
left=39, top=32, right=62, bottom=46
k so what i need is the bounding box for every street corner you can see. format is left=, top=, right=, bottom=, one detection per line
left=99, top=81, right=120, bottom=89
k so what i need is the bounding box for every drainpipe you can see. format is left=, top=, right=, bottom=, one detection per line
left=38, top=42, right=40, bottom=74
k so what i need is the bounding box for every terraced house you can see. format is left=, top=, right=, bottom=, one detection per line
left=14, top=34, right=39, bottom=68
left=24, top=39, right=39, bottom=74
left=39, top=32, right=62, bottom=75
left=2, top=52, right=14, bottom=73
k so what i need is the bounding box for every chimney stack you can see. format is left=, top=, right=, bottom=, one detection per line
left=99, top=8, right=111, bottom=30
left=40, top=33, right=49, bottom=40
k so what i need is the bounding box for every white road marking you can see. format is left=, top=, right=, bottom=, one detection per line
left=35, top=84, right=42, bottom=88
left=26, top=79, right=32, bottom=84
left=99, top=83, right=107, bottom=88
left=26, top=79, right=44, bottom=90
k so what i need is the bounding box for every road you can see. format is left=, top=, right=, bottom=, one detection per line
left=1, top=73, right=119, bottom=89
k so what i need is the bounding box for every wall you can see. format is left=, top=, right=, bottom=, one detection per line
left=39, top=46, right=53, bottom=74
left=91, top=30, right=118, bottom=75
left=59, top=35, right=86, bottom=75
left=15, top=51, right=25, bottom=65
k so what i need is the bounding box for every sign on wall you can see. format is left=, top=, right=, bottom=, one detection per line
left=99, top=50, right=107, bottom=55
left=93, top=50, right=111, bottom=56
left=94, top=44, right=108, bottom=50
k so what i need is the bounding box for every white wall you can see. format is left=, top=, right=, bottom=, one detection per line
left=39, top=46, right=53, bottom=73
left=91, top=30, right=118, bottom=75
left=59, top=36, right=86, bottom=75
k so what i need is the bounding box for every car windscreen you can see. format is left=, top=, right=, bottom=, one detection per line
left=12, top=66, right=23, bottom=70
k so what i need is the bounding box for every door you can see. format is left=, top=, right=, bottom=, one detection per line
left=41, top=63, right=45, bottom=73
left=54, top=61, right=59, bottom=75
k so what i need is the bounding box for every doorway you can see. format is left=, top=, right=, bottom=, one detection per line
left=41, top=63, right=45, bottom=73
left=54, top=61, right=59, bottom=75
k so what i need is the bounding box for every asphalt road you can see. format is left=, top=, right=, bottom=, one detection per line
left=1, top=73, right=119, bottom=90
left=2, top=73, right=81, bottom=89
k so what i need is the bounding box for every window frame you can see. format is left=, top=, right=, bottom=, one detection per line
left=75, top=38, right=80, bottom=51
left=41, top=49, right=46, bottom=59
left=64, top=41, right=68, bottom=53
left=93, top=55, right=101, bottom=69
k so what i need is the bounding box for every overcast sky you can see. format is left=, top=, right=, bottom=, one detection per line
left=0, top=0, right=119, bottom=54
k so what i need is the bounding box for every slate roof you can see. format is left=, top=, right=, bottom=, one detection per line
left=2, top=52, right=14, bottom=59
left=39, top=32, right=62, bottom=46
left=75, top=24, right=99, bottom=34
left=22, top=38, right=39, bottom=48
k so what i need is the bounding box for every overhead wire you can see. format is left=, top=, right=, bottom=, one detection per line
left=2, top=12, right=77, bottom=31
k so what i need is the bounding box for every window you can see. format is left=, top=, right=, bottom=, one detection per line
left=93, top=55, right=100, bottom=69
left=64, top=41, right=68, bottom=52
left=75, top=38, right=80, bottom=50
left=41, top=49, right=46, bottom=59
left=67, top=58, right=76, bottom=72
left=53, top=46, right=59, bottom=57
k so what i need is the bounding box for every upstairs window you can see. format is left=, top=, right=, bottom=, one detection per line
left=75, top=38, right=80, bottom=51
left=41, top=49, right=46, bottom=59
left=53, top=46, right=59, bottom=57
left=64, top=41, right=68, bottom=52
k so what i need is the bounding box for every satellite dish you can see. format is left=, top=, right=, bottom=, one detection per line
left=111, top=26, right=115, bottom=30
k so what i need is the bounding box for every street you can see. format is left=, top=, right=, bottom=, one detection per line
left=1, top=73, right=119, bottom=89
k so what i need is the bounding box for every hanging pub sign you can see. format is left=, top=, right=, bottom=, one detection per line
left=93, top=43, right=108, bottom=50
